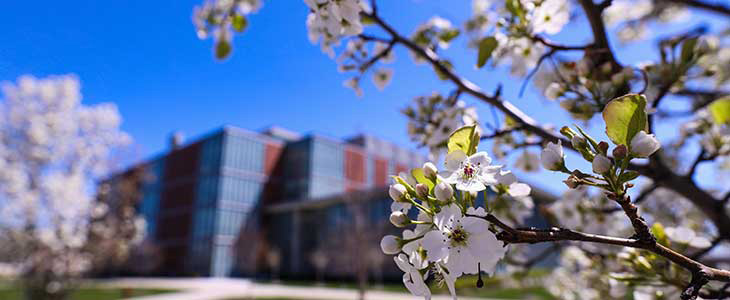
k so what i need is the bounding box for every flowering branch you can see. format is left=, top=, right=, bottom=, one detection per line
left=476, top=212, right=730, bottom=286
left=664, top=0, right=730, bottom=16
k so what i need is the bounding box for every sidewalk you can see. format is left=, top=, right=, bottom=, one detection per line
left=98, top=277, right=502, bottom=300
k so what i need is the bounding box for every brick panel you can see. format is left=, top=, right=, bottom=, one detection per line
left=374, top=158, right=388, bottom=187
left=344, top=147, right=365, bottom=184
left=264, top=142, right=283, bottom=175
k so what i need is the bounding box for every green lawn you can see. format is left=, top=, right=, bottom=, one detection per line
left=0, top=286, right=174, bottom=300
left=258, top=272, right=555, bottom=300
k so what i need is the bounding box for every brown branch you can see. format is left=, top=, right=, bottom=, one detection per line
left=477, top=213, right=730, bottom=285
left=530, top=35, right=592, bottom=51
left=599, top=184, right=658, bottom=213
left=609, top=193, right=656, bottom=242
left=663, top=0, right=730, bottom=17
left=481, top=126, right=525, bottom=140
left=577, top=0, right=619, bottom=66
left=363, top=8, right=730, bottom=242
left=358, top=39, right=395, bottom=72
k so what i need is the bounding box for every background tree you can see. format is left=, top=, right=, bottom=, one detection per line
left=0, top=75, right=143, bottom=300
left=192, top=0, right=730, bottom=299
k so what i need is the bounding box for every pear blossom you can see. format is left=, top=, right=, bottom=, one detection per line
left=395, top=254, right=431, bottom=299
left=372, top=68, right=394, bottom=91
left=514, top=151, right=540, bottom=172
left=541, top=140, right=566, bottom=171
left=421, top=204, right=506, bottom=276
left=422, top=162, right=438, bottom=179
left=592, top=154, right=611, bottom=174
left=434, top=181, right=454, bottom=202
left=401, top=229, right=429, bottom=269
left=389, top=184, right=412, bottom=212
left=494, top=170, right=531, bottom=198
left=439, top=150, right=501, bottom=192
left=531, top=0, right=570, bottom=35
left=665, top=226, right=712, bottom=249
left=545, top=82, right=564, bottom=100
left=380, top=235, right=401, bottom=255
left=630, top=131, right=661, bottom=157
left=390, top=211, right=409, bottom=227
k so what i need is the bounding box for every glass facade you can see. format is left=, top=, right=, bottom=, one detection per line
left=130, top=127, right=428, bottom=278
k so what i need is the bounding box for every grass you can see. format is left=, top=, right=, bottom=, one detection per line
left=0, top=286, right=174, bottom=300
left=255, top=271, right=556, bottom=300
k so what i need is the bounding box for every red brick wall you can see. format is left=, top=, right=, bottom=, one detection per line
left=264, top=142, right=283, bottom=176
left=374, top=158, right=388, bottom=187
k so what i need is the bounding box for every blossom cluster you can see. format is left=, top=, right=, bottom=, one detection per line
left=380, top=125, right=531, bottom=299
left=305, top=0, right=366, bottom=58
left=403, top=93, right=480, bottom=162
left=0, top=75, right=143, bottom=295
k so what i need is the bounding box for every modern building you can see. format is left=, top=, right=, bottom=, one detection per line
left=122, top=126, right=428, bottom=278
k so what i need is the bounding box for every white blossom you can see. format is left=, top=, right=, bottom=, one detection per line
left=395, top=254, right=431, bottom=299
left=372, top=68, right=394, bottom=91
left=434, top=181, right=454, bottom=202
left=494, top=170, right=531, bottom=198
left=541, top=140, right=565, bottom=171
left=592, top=154, right=611, bottom=174
left=380, top=235, right=401, bottom=255
left=630, top=131, right=661, bottom=157
left=422, top=162, right=438, bottom=179
left=531, top=0, right=570, bottom=35
left=439, top=150, right=501, bottom=192
left=665, top=226, right=712, bottom=249
left=421, top=204, right=506, bottom=277
left=390, top=211, right=409, bottom=228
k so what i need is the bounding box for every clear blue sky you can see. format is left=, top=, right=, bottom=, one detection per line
left=1, top=1, right=722, bottom=194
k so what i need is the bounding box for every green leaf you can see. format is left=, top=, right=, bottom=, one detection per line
left=448, top=125, right=479, bottom=156
left=680, top=37, right=698, bottom=64
left=505, top=0, right=525, bottom=19
left=618, top=171, right=640, bottom=183
left=574, top=125, right=600, bottom=154
left=439, top=29, right=460, bottom=44
left=360, top=14, right=375, bottom=25
left=215, top=39, right=232, bottom=59
left=709, top=96, right=730, bottom=124
left=602, top=94, right=648, bottom=146
left=411, top=168, right=436, bottom=192
left=434, top=60, right=454, bottom=80
left=651, top=223, right=670, bottom=247
left=476, top=36, right=498, bottom=69
left=232, top=15, right=248, bottom=32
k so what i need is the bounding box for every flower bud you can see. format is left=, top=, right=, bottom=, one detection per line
left=434, top=182, right=454, bottom=202
left=389, top=184, right=407, bottom=202
left=560, top=126, right=577, bottom=140
left=389, top=211, right=409, bottom=228
left=563, top=175, right=580, bottom=189
left=541, top=141, right=565, bottom=171
left=630, top=131, right=661, bottom=158
left=592, top=154, right=611, bottom=174
left=380, top=235, right=401, bottom=255
left=415, top=183, right=429, bottom=199
left=545, top=82, right=564, bottom=100
left=613, top=144, right=628, bottom=159
left=571, top=136, right=586, bottom=149
left=597, top=141, right=609, bottom=155
left=422, top=162, right=438, bottom=179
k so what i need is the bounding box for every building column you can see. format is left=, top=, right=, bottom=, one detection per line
left=290, top=210, right=301, bottom=275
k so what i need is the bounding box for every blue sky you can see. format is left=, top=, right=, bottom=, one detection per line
left=1, top=1, right=723, bottom=194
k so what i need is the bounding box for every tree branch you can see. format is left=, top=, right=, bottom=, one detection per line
left=363, top=8, right=730, bottom=243
left=475, top=213, right=730, bottom=286
left=599, top=184, right=658, bottom=213
left=663, top=0, right=730, bottom=17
